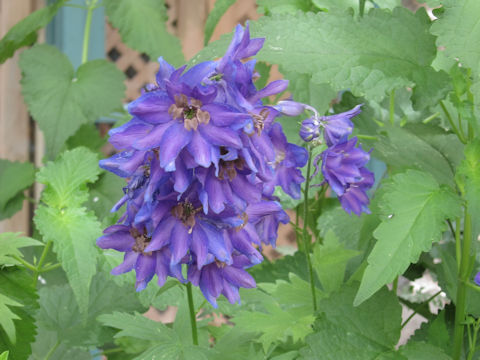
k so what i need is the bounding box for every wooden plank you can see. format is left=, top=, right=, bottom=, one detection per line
left=0, top=0, right=39, bottom=234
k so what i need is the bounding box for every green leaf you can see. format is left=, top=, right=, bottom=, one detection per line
left=35, top=273, right=145, bottom=348
left=355, top=170, right=462, bottom=305
left=66, top=123, right=106, bottom=154
left=374, top=125, right=459, bottom=187
left=411, top=310, right=451, bottom=354
left=36, top=147, right=101, bottom=208
left=20, top=45, right=125, bottom=158
left=0, top=351, right=8, bottom=360
left=0, top=268, right=39, bottom=360
left=311, top=230, right=360, bottom=293
left=299, top=283, right=401, bottom=360
left=257, top=0, right=314, bottom=15
left=87, top=172, right=125, bottom=220
left=457, top=139, right=480, bottom=238
left=0, top=233, right=42, bottom=266
left=0, top=0, right=65, bottom=64
left=397, top=341, right=451, bottom=360
left=35, top=148, right=102, bottom=314
left=204, top=0, right=236, bottom=45
left=0, top=160, right=35, bottom=220
left=104, top=0, right=184, bottom=67
left=250, top=8, right=438, bottom=102
left=209, top=327, right=262, bottom=360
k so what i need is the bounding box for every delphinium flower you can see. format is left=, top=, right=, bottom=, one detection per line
left=275, top=100, right=374, bottom=216
left=97, top=24, right=306, bottom=307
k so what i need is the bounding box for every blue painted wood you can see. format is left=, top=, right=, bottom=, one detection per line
left=47, top=0, right=105, bottom=69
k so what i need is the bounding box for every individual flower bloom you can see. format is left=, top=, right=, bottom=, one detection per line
left=273, top=100, right=307, bottom=117
left=99, top=149, right=149, bottom=178
left=321, top=105, right=362, bottom=146
left=245, top=200, right=289, bottom=246
left=97, top=224, right=185, bottom=291
left=263, top=123, right=308, bottom=199
left=338, top=167, right=374, bottom=216
left=299, top=117, right=321, bottom=142
left=475, top=272, right=480, bottom=286
left=321, top=137, right=373, bottom=215
left=187, top=253, right=256, bottom=307
left=225, top=227, right=263, bottom=265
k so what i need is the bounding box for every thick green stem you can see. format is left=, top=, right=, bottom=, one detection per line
left=186, top=282, right=199, bottom=346
left=302, top=148, right=318, bottom=312
left=456, top=217, right=462, bottom=272
left=11, top=255, right=37, bottom=272
left=389, top=89, right=395, bottom=125
left=33, top=240, right=53, bottom=286
left=453, top=211, right=473, bottom=360
left=359, top=0, right=366, bottom=17
left=81, top=0, right=98, bottom=64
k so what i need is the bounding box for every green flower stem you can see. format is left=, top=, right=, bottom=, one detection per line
left=453, top=210, right=473, bottom=360
left=11, top=255, right=37, bottom=272
left=186, top=282, right=199, bottom=346
left=81, top=0, right=98, bottom=64
left=32, top=239, right=53, bottom=286
left=40, top=263, right=62, bottom=273
left=44, top=340, right=60, bottom=360
left=400, top=290, right=442, bottom=330
left=467, top=320, right=480, bottom=360
left=359, top=0, right=366, bottom=17
left=303, top=148, right=318, bottom=312
left=456, top=217, right=462, bottom=272
left=389, top=89, right=395, bottom=125
left=440, top=100, right=467, bottom=144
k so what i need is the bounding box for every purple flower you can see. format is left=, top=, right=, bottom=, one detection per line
left=299, top=117, right=320, bottom=142
left=321, top=137, right=373, bottom=215
left=475, top=272, right=480, bottom=286
left=322, top=105, right=361, bottom=146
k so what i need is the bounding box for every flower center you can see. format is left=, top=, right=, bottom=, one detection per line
left=218, top=157, right=246, bottom=181
left=168, top=94, right=210, bottom=131
left=130, top=228, right=152, bottom=255
left=215, top=259, right=227, bottom=268
left=250, top=108, right=270, bottom=135
left=171, top=201, right=202, bottom=232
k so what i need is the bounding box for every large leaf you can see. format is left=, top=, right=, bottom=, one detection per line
left=34, top=148, right=102, bottom=314
left=20, top=45, right=125, bottom=158
left=0, top=0, right=65, bottom=64
left=397, top=342, right=451, bottom=360
left=0, top=269, right=39, bottom=360
left=87, top=172, right=125, bottom=220
left=0, top=160, right=35, bottom=220
left=355, top=170, right=462, bottom=305
left=0, top=233, right=42, bottom=266
left=299, top=284, right=401, bottom=360
left=104, top=0, right=184, bottom=66
left=193, top=8, right=440, bottom=102
left=204, top=0, right=236, bottom=45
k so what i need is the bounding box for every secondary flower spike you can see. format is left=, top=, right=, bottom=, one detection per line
left=97, top=24, right=308, bottom=307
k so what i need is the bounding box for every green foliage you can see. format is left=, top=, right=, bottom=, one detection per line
left=0, top=352, right=7, bottom=360
left=204, top=0, right=236, bottom=45
left=0, top=160, right=35, bottom=220
left=311, top=231, right=360, bottom=293
left=397, top=342, right=451, bottom=359
left=355, top=170, right=462, bottom=305
left=104, top=0, right=184, bottom=66
left=0, top=0, right=65, bottom=64
left=0, top=233, right=42, bottom=266
left=35, top=148, right=102, bottom=314
left=0, top=269, right=39, bottom=360
left=87, top=172, right=125, bottom=220
left=299, top=284, right=401, bottom=359
left=20, top=45, right=125, bottom=158
left=257, top=0, right=315, bottom=15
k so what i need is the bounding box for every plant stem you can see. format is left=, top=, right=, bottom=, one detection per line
left=400, top=290, right=442, bottom=329
left=40, top=263, right=62, bottom=273
left=467, top=320, right=480, bottom=360
left=359, top=0, right=366, bottom=17
left=389, top=89, right=395, bottom=125
left=392, top=276, right=398, bottom=294
left=186, top=282, right=199, bottom=346
left=44, top=340, right=60, bottom=360
left=453, top=210, right=473, bottom=360
left=11, top=255, right=37, bottom=272
left=440, top=100, right=467, bottom=144
left=456, top=217, right=462, bottom=272
left=81, top=0, right=98, bottom=64
left=33, top=240, right=53, bottom=286
left=302, top=148, right=318, bottom=312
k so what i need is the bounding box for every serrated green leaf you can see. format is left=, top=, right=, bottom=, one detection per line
left=87, top=171, right=125, bottom=220
left=104, top=0, right=184, bottom=67
left=355, top=170, right=462, bottom=305
left=209, top=326, right=262, bottom=360
left=0, top=0, right=65, bottom=64
left=397, top=341, right=451, bottom=360
left=194, top=8, right=439, bottom=102
left=374, top=125, right=458, bottom=187
left=37, top=147, right=100, bottom=208
left=35, top=206, right=101, bottom=314
left=98, top=311, right=175, bottom=342
left=35, top=273, right=145, bottom=348
left=0, top=233, right=42, bottom=266
left=66, top=123, right=106, bottom=154
left=411, top=310, right=451, bottom=354
left=299, top=284, right=401, bottom=360
left=0, top=159, right=35, bottom=219
left=0, top=268, right=39, bottom=360
left=204, top=0, right=236, bottom=45
left=311, top=231, right=360, bottom=293
left=20, top=45, right=125, bottom=158
left=0, top=294, right=21, bottom=345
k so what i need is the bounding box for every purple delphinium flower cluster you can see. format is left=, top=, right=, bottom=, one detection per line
left=97, top=24, right=306, bottom=307
left=275, top=101, right=374, bottom=216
